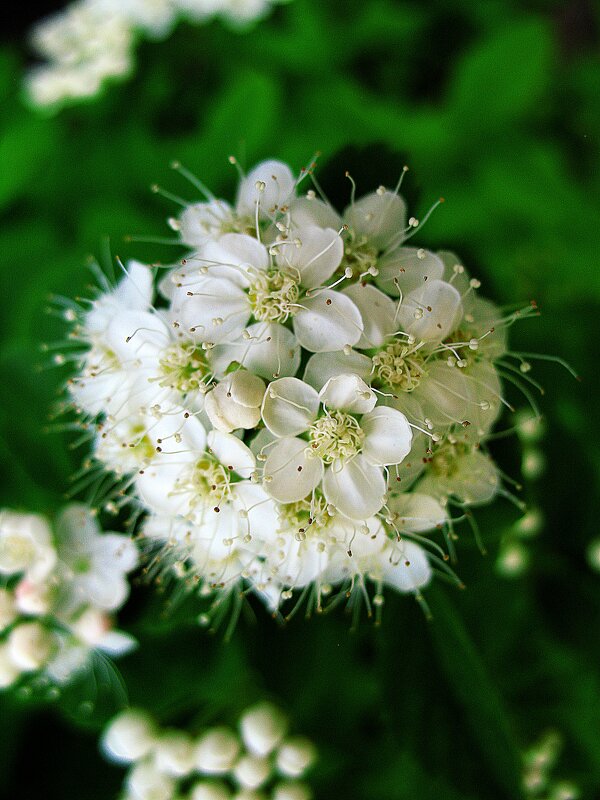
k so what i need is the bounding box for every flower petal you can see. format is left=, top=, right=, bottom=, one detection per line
left=207, top=430, right=256, bottom=479
left=277, top=226, right=343, bottom=288
left=289, top=196, right=342, bottom=230
left=261, top=377, right=319, bottom=437
left=381, top=540, right=432, bottom=592
left=319, top=373, right=376, bottom=414
left=236, top=160, right=296, bottom=218
left=303, top=350, right=372, bottom=391
left=322, top=456, right=386, bottom=520
left=387, top=492, right=446, bottom=532
left=211, top=322, right=300, bottom=381
left=342, top=282, right=397, bottom=348
left=343, top=190, right=407, bottom=250
left=293, top=290, right=363, bottom=353
left=395, top=279, right=462, bottom=342
left=179, top=277, right=250, bottom=344
left=361, top=406, right=413, bottom=466
left=376, top=247, right=444, bottom=297
left=203, top=233, right=269, bottom=287
left=263, top=438, right=323, bottom=504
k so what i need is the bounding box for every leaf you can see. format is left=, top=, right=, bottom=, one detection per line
left=427, top=585, right=523, bottom=797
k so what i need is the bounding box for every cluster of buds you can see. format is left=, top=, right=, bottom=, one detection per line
left=522, top=731, right=579, bottom=800
left=102, top=702, right=316, bottom=800
left=26, top=0, right=285, bottom=107
left=67, top=158, right=537, bottom=620
left=0, top=505, right=138, bottom=689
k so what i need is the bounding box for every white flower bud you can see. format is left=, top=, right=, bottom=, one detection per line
left=205, top=372, right=265, bottom=433
left=7, top=621, right=54, bottom=672
left=233, top=754, right=271, bottom=789
left=0, top=511, right=56, bottom=581
left=190, top=781, right=232, bottom=800
left=0, top=642, right=21, bottom=688
left=14, top=579, right=52, bottom=616
left=70, top=607, right=111, bottom=646
left=240, top=702, right=288, bottom=757
left=102, top=709, right=158, bottom=763
left=153, top=730, right=196, bottom=777
left=0, top=588, right=17, bottom=631
left=195, top=727, right=240, bottom=774
left=126, top=761, right=175, bottom=800
left=276, top=738, right=316, bottom=778
left=272, top=782, right=312, bottom=800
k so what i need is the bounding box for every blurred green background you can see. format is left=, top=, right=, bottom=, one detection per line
left=1, top=0, right=599, bottom=797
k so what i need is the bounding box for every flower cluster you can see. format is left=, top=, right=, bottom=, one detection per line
left=102, top=701, right=316, bottom=800
left=26, top=0, right=285, bottom=107
left=68, top=158, right=532, bottom=619
left=0, top=505, right=138, bottom=688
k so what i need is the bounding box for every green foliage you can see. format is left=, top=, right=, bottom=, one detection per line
left=1, top=0, right=599, bottom=797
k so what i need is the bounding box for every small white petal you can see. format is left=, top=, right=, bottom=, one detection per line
left=303, top=349, right=372, bottom=391
left=203, top=233, right=269, bottom=287
left=396, top=279, right=462, bottom=342
left=293, top=290, right=363, bottom=353
left=277, top=225, right=343, bottom=288
left=376, top=247, right=444, bottom=296
left=179, top=277, right=250, bottom=344
left=289, top=196, right=342, bottom=229
left=360, top=406, right=412, bottom=466
left=387, top=492, right=446, bottom=532
left=207, top=430, right=256, bottom=478
left=236, top=160, right=296, bottom=218
left=212, top=322, right=300, bottom=381
left=319, top=373, right=376, bottom=414
left=342, top=282, right=397, bottom=348
left=263, top=438, right=323, bottom=504
left=115, top=260, right=154, bottom=310
left=261, top=377, right=319, bottom=437
left=344, top=190, right=407, bottom=250
left=382, top=540, right=432, bottom=592
left=322, top=456, right=386, bottom=519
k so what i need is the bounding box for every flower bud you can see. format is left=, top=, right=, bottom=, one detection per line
left=0, top=511, right=56, bottom=581
left=153, top=730, right=196, bottom=777
left=276, top=738, right=316, bottom=778
left=240, top=702, right=287, bottom=757
left=272, top=782, right=312, bottom=800
left=0, top=588, right=17, bottom=631
left=195, top=727, right=240, bottom=774
left=0, top=642, right=21, bottom=688
left=126, top=761, right=175, bottom=800
left=71, top=607, right=111, bottom=646
left=205, top=371, right=265, bottom=433
left=7, top=621, right=54, bottom=671
left=233, top=754, right=270, bottom=789
left=14, top=579, right=52, bottom=616
left=102, top=709, right=158, bottom=763
left=190, top=781, right=232, bottom=800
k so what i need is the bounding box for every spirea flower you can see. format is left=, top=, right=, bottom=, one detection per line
left=65, top=157, right=540, bottom=621
left=101, top=701, right=315, bottom=800
left=26, top=0, right=287, bottom=107
left=0, top=505, right=138, bottom=690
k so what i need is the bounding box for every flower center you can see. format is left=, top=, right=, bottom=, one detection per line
left=308, top=410, right=365, bottom=464
left=372, top=339, right=427, bottom=392
left=340, top=234, right=378, bottom=278
left=177, top=455, right=232, bottom=510
left=429, top=439, right=470, bottom=478
left=278, top=494, right=331, bottom=541
left=248, top=269, right=300, bottom=323
left=158, top=342, right=210, bottom=393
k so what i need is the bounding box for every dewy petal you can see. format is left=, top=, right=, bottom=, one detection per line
left=288, top=196, right=342, bottom=230
left=303, top=350, right=372, bottom=391
left=261, top=377, right=319, bottom=437
left=376, top=247, right=444, bottom=297
left=236, top=160, right=296, bottom=218
left=277, top=226, right=343, bottom=289
left=387, top=492, right=446, bottom=532
left=343, top=190, right=407, bottom=250
left=293, top=290, right=363, bottom=353
left=319, top=373, right=376, bottom=414
left=342, top=283, right=397, bottom=348
left=322, top=455, right=386, bottom=520
left=207, top=430, right=256, bottom=479
left=395, top=279, right=462, bottom=342
left=179, top=277, right=250, bottom=344
left=263, top=438, right=323, bottom=504
left=211, top=322, right=300, bottom=381
left=203, top=233, right=269, bottom=288
left=381, top=540, right=432, bottom=593
left=361, top=406, right=413, bottom=466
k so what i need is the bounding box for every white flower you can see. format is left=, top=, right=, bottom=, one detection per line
left=275, top=738, right=316, bottom=778
left=102, top=708, right=159, bottom=763
left=54, top=504, right=139, bottom=613
left=240, top=703, right=287, bottom=757
left=6, top=621, right=55, bottom=672
left=195, top=728, right=241, bottom=774
left=260, top=374, right=412, bottom=520
left=0, top=510, right=57, bottom=582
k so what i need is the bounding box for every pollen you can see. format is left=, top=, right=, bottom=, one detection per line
left=308, top=410, right=365, bottom=464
